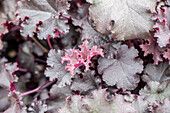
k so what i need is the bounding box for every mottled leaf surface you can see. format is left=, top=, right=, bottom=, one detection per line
left=16, top=0, right=70, bottom=39
left=48, top=84, right=72, bottom=112
left=27, top=99, right=47, bottom=113
left=153, top=98, right=170, bottom=113
left=152, top=6, right=170, bottom=47
left=87, top=0, right=157, bottom=40
left=98, top=45, right=143, bottom=90
left=70, top=71, right=100, bottom=93
left=45, top=49, right=72, bottom=87
left=0, top=63, right=18, bottom=89
left=140, top=37, right=165, bottom=65
left=139, top=81, right=170, bottom=103
left=142, top=62, right=170, bottom=82
left=4, top=97, right=26, bottom=113
left=124, top=95, right=149, bottom=113
left=58, top=89, right=136, bottom=113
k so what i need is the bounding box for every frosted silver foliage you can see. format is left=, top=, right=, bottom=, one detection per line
left=98, top=45, right=143, bottom=90
left=45, top=49, right=72, bottom=87
left=87, top=0, right=157, bottom=40
left=16, top=0, right=70, bottom=39
left=142, top=62, right=170, bottom=82
left=152, top=6, right=170, bottom=47
left=153, top=98, right=170, bottom=113
left=58, top=89, right=136, bottom=113
left=0, top=63, right=18, bottom=89
left=70, top=71, right=100, bottom=93
left=48, top=84, right=72, bottom=112
left=82, top=20, right=122, bottom=59
left=140, top=81, right=170, bottom=104
left=4, top=97, right=27, bottom=113
left=0, top=0, right=19, bottom=34
left=124, top=95, right=149, bottom=113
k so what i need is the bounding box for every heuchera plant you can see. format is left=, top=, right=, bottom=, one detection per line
left=0, top=0, right=169, bottom=113
left=62, top=40, right=104, bottom=76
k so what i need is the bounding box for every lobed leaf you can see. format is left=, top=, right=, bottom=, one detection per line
left=0, top=63, right=18, bottom=89
left=152, top=98, right=170, bottom=113
left=16, top=0, right=70, bottom=39
left=152, top=6, right=170, bottom=47
left=142, top=62, right=170, bottom=82
left=164, top=49, right=170, bottom=64
left=4, top=97, right=26, bottom=113
left=87, top=0, right=157, bottom=40
left=98, top=45, right=143, bottom=90
left=48, top=84, right=72, bottom=112
left=139, top=81, right=170, bottom=104
left=45, top=49, right=72, bottom=87
left=27, top=99, right=47, bottom=113
left=58, top=89, right=142, bottom=113
left=140, top=37, right=165, bottom=65
left=70, top=71, right=100, bottom=93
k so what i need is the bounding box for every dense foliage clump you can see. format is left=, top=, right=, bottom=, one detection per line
left=0, top=0, right=169, bottom=113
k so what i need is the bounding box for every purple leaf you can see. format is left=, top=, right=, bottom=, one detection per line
left=164, top=49, right=170, bottom=64
left=45, top=49, right=72, bottom=87
left=142, top=62, right=170, bottom=82
left=140, top=37, right=166, bottom=65
left=87, top=0, right=157, bottom=40
left=0, top=0, right=19, bottom=21
left=0, top=63, right=18, bottom=89
left=16, top=0, right=70, bottom=39
left=81, top=20, right=106, bottom=46
left=0, top=88, right=10, bottom=111
left=70, top=71, right=100, bottom=93
left=0, top=14, right=6, bottom=34
left=152, top=98, right=170, bottom=113
left=98, top=45, right=143, bottom=90
left=58, top=89, right=136, bottom=113
left=69, top=2, right=90, bottom=27
left=81, top=20, right=121, bottom=58
left=27, top=99, right=47, bottom=113
left=47, top=84, right=72, bottom=112
left=18, top=41, right=36, bottom=72
left=0, top=0, right=19, bottom=35
left=139, top=81, right=170, bottom=104
left=152, top=6, right=170, bottom=47
left=4, top=97, right=27, bottom=113
left=124, top=95, right=149, bottom=113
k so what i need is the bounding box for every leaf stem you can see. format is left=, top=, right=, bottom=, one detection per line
left=32, top=37, right=48, bottom=53
left=61, top=14, right=70, bottom=19
left=47, top=36, right=53, bottom=49
left=34, top=58, right=46, bottom=63
left=21, top=86, right=41, bottom=97
left=20, top=80, right=55, bottom=97
left=18, top=68, right=29, bottom=72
